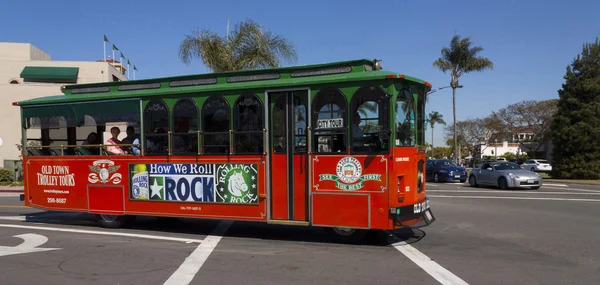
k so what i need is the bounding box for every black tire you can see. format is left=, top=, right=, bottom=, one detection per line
left=498, top=177, right=509, bottom=190
left=469, top=175, right=478, bottom=187
left=327, top=227, right=369, bottom=244
left=97, top=214, right=132, bottom=228
left=434, top=173, right=440, bottom=183
left=531, top=167, right=536, bottom=172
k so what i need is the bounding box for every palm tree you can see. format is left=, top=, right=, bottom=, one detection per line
left=427, top=111, right=446, bottom=157
left=433, top=35, right=493, bottom=163
left=179, top=19, right=297, bottom=72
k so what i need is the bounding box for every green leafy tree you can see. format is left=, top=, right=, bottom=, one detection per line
left=427, top=111, right=446, bottom=157
left=550, top=38, right=600, bottom=179
left=179, top=19, right=297, bottom=72
left=434, top=35, right=493, bottom=163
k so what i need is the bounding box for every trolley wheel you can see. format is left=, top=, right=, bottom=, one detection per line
left=327, top=227, right=369, bottom=244
left=97, top=214, right=132, bottom=228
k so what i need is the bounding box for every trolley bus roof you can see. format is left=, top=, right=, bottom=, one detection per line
left=15, top=59, right=431, bottom=106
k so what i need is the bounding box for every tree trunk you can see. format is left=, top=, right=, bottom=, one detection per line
left=431, top=126, right=435, bottom=158
left=453, top=87, right=458, bottom=164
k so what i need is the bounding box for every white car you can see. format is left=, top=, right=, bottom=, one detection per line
left=521, top=159, right=552, bottom=172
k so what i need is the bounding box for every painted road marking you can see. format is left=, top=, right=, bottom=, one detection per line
left=0, top=216, right=26, bottom=221
left=0, top=224, right=204, bottom=243
left=428, top=190, right=600, bottom=195
left=163, top=220, right=232, bottom=285
left=393, top=241, right=469, bottom=285
left=429, top=195, right=600, bottom=202
left=0, top=233, right=60, bottom=257
left=0, top=193, right=21, bottom=197
left=543, top=183, right=569, bottom=187
left=427, top=184, right=439, bottom=187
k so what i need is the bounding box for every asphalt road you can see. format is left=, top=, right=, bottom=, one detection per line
left=0, top=181, right=599, bottom=285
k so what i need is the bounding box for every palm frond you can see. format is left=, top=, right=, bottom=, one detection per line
left=179, top=19, right=297, bottom=72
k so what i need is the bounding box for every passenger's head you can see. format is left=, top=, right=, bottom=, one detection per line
left=87, top=132, right=98, bottom=143
left=126, top=126, right=135, bottom=137
left=110, top=127, right=120, bottom=138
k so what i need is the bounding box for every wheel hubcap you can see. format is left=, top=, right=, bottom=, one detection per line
left=100, top=214, right=118, bottom=222
left=333, top=227, right=356, bottom=236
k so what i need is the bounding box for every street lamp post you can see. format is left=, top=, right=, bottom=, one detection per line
left=428, top=85, right=463, bottom=164
left=494, top=138, right=498, bottom=160
left=425, top=85, right=463, bottom=163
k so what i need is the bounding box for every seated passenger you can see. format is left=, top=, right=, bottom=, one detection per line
left=121, top=126, right=139, bottom=154
left=82, top=132, right=100, bottom=155
left=106, top=127, right=126, bottom=155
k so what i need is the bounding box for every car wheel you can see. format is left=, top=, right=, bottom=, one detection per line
left=469, top=176, right=478, bottom=187
left=434, top=173, right=440, bottom=183
left=498, top=177, right=509, bottom=190
left=327, top=227, right=369, bottom=244
left=531, top=167, right=536, bottom=172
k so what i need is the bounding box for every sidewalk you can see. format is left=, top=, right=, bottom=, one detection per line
left=0, top=186, right=24, bottom=193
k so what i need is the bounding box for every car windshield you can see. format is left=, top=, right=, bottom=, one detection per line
left=493, top=162, right=521, bottom=170
left=435, top=160, right=457, bottom=167
left=537, top=160, right=549, bottom=163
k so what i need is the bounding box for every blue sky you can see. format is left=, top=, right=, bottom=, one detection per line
left=1, top=0, right=598, bottom=146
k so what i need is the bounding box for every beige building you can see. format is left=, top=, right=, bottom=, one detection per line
left=0, top=42, right=128, bottom=178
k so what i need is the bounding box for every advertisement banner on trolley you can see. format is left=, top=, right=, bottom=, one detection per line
left=129, top=163, right=259, bottom=204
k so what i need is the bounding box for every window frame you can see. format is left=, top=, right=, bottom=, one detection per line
left=233, top=93, right=264, bottom=155
left=349, top=85, right=390, bottom=154
left=201, top=95, right=231, bottom=155
left=395, top=88, right=416, bottom=147
left=311, top=88, right=348, bottom=154
left=172, top=98, right=199, bottom=156
left=143, top=99, right=170, bottom=156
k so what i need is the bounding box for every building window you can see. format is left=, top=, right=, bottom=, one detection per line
left=312, top=88, right=347, bottom=153
left=144, top=100, right=169, bottom=155
left=172, top=98, right=199, bottom=155
left=233, top=94, right=263, bottom=154
left=202, top=96, right=230, bottom=154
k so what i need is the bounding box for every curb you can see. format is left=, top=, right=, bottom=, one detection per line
left=0, top=190, right=24, bottom=193
left=544, top=179, right=600, bottom=186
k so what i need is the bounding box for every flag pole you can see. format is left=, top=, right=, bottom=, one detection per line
left=103, top=40, right=106, bottom=61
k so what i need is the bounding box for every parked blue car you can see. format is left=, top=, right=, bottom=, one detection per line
left=426, top=159, right=468, bottom=183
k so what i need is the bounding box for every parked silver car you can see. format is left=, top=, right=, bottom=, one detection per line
left=521, top=159, right=552, bottom=172
left=469, top=161, right=542, bottom=189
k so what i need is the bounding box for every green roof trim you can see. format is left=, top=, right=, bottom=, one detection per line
left=15, top=59, right=431, bottom=106
left=20, top=66, right=79, bottom=82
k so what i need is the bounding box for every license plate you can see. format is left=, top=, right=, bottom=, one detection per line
left=424, top=210, right=433, bottom=222
left=455, top=175, right=461, bottom=178
left=527, top=179, right=534, bottom=183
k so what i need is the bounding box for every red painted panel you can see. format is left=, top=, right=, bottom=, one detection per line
left=293, top=154, right=307, bottom=221
left=270, top=152, right=288, bottom=220
left=88, top=185, right=124, bottom=214
left=25, top=158, right=89, bottom=211
left=391, top=148, right=426, bottom=209
left=312, top=155, right=388, bottom=192
left=312, top=193, right=369, bottom=228
left=23, top=155, right=268, bottom=221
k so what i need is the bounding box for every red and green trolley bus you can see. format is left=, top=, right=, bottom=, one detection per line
left=14, top=59, right=434, bottom=241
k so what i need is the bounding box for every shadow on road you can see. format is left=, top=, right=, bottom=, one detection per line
left=14, top=211, right=430, bottom=247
